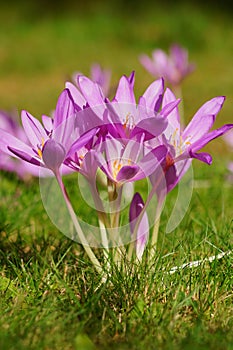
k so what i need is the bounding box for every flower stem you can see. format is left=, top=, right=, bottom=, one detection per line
left=55, top=172, right=104, bottom=277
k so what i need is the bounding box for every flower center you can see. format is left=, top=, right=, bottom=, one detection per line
left=170, top=129, right=191, bottom=156
left=123, top=113, right=135, bottom=135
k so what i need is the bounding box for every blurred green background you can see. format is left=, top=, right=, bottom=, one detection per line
left=0, top=0, right=232, bottom=142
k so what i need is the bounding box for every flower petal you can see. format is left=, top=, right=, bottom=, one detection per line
left=129, top=192, right=149, bottom=260
left=190, top=123, right=233, bottom=153
left=78, top=75, right=105, bottom=107
left=141, top=78, right=164, bottom=112
left=116, top=165, right=139, bottom=183
left=183, top=96, right=225, bottom=139
left=65, top=82, right=86, bottom=108
left=53, top=88, right=77, bottom=130
left=21, top=110, right=48, bottom=148
left=42, top=139, right=66, bottom=172
left=114, top=74, right=136, bottom=105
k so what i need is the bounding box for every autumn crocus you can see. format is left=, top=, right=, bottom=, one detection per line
left=139, top=43, right=195, bottom=87
left=0, top=89, right=97, bottom=176
left=149, top=89, right=233, bottom=198
left=0, top=110, right=40, bottom=178
left=67, top=72, right=182, bottom=145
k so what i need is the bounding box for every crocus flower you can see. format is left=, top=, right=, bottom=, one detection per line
left=0, top=89, right=97, bottom=176
left=67, top=72, right=181, bottom=145
left=150, top=89, right=233, bottom=193
left=0, top=110, right=40, bottom=178
left=139, top=43, right=195, bottom=86
left=96, top=136, right=167, bottom=186
left=129, top=192, right=149, bottom=260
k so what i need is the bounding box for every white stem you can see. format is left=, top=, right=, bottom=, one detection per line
left=55, top=172, right=104, bottom=277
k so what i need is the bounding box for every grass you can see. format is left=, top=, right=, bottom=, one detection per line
left=0, top=2, right=233, bottom=349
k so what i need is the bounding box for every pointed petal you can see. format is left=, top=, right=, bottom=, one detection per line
left=78, top=75, right=105, bottom=106
left=160, top=99, right=181, bottom=118
left=190, top=151, right=212, bottom=164
left=190, top=123, right=233, bottom=153
left=21, top=110, right=48, bottom=148
left=8, top=146, right=41, bottom=166
left=183, top=96, right=225, bottom=138
left=65, top=81, right=86, bottom=108
left=53, top=88, right=77, bottom=130
left=183, top=115, right=215, bottom=144
left=114, top=74, right=136, bottom=105
left=162, top=87, right=180, bottom=126
left=0, top=128, right=37, bottom=157
left=141, top=78, right=164, bottom=112
left=66, top=128, right=98, bottom=157
left=42, top=115, right=53, bottom=133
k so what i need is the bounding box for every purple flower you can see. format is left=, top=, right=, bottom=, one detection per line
left=139, top=43, right=195, bottom=86
left=0, top=110, right=41, bottom=178
left=72, top=63, right=111, bottom=96
left=129, top=192, right=149, bottom=260
left=0, top=89, right=97, bottom=176
left=150, top=89, right=233, bottom=192
left=96, top=136, right=167, bottom=186
left=67, top=72, right=181, bottom=144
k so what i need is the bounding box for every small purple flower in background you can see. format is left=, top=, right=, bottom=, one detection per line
left=72, top=63, right=111, bottom=97
left=0, top=110, right=40, bottom=179
left=139, top=43, right=195, bottom=87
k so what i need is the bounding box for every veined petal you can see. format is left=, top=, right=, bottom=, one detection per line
left=0, top=128, right=37, bottom=157
left=114, top=74, right=136, bottom=105
left=183, top=114, right=215, bottom=144
left=183, top=96, right=225, bottom=138
left=66, top=128, right=98, bottom=157
left=189, top=123, right=233, bottom=153
left=53, top=88, right=77, bottom=130
left=8, top=146, right=41, bottom=166
left=42, top=115, right=53, bottom=134
left=141, top=78, right=164, bottom=112
left=65, top=81, right=86, bottom=108
left=78, top=75, right=105, bottom=107
left=160, top=99, right=181, bottom=118
left=162, top=87, right=180, bottom=127
left=21, top=110, right=48, bottom=148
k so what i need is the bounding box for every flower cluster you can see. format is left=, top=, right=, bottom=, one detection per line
left=0, top=66, right=232, bottom=274
left=0, top=44, right=232, bottom=277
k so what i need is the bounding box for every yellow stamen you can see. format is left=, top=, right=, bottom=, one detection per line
left=38, top=149, right=42, bottom=159
left=37, top=138, right=45, bottom=159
